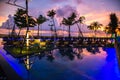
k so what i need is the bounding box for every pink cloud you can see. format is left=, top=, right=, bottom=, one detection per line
left=56, top=5, right=77, bottom=17
left=55, top=5, right=78, bottom=24
left=84, top=11, right=120, bottom=26
left=75, top=0, right=83, bottom=4
left=50, top=0, right=67, bottom=3
left=0, top=16, right=8, bottom=26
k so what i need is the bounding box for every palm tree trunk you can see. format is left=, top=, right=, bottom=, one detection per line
left=76, top=23, right=83, bottom=37
left=38, top=25, right=40, bottom=37
left=68, top=25, right=71, bottom=38
left=52, top=18, right=57, bottom=37
left=115, top=33, right=117, bottom=44
left=41, top=25, right=42, bottom=37
left=50, top=25, right=53, bottom=37
left=11, top=24, right=16, bottom=36
left=18, top=28, right=22, bottom=36
left=7, top=21, right=10, bottom=35
left=94, top=30, right=96, bottom=37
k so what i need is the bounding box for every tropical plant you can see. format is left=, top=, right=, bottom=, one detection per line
left=103, top=26, right=109, bottom=37
left=108, top=13, right=119, bottom=38
left=76, top=16, right=85, bottom=37
left=87, top=21, right=102, bottom=37
left=14, top=8, right=36, bottom=36
left=47, top=9, right=57, bottom=37
left=62, top=12, right=76, bottom=38
left=36, top=15, right=47, bottom=37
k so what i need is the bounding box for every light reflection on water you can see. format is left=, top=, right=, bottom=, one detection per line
left=0, top=38, right=120, bottom=80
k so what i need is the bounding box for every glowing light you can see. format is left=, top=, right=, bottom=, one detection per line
left=40, top=42, right=46, bottom=47
left=26, top=31, right=30, bottom=47
left=25, top=55, right=30, bottom=70
left=33, top=39, right=46, bottom=47
left=115, top=28, right=120, bottom=36
left=100, top=27, right=104, bottom=31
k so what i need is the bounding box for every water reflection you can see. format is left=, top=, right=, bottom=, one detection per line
left=0, top=38, right=120, bottom=80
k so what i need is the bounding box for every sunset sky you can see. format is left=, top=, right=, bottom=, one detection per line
left=0, top=0, right=120, bottom=29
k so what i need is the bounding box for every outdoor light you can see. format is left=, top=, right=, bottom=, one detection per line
left=40, top=41, right=46, bottom=47
left=115, top=28, right=120, bottom=36
left=26, top=55, right=30, bottom=70
left=100, top=27, right=104, bottom=31
left=26, top=31, right=30, bottom=47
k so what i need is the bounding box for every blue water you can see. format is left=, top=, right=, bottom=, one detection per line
left=95, top=48, right=120, bottom=80
left=0, top=47, right=120, bottom=80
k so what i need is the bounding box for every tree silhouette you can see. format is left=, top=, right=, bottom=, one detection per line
left=14, top=8, right=36, bottom=36
left=108, top=13, right=119, bottom=38
left=76, top=16, right=85, bottom=37
left=88, top=21, right=102, bottom=37
left=103, top=26, right=109, bottom=37
left=47, top=9, right=57, bottom=37
left=62, top=12, right=76, bottom=38
left=36, top=15, right=47, bottom=37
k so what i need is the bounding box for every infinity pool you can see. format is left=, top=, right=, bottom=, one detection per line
left=0, top=39, right=120, bottom=80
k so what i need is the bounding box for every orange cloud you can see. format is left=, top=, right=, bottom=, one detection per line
left=82, top=11, right=120, bottom=26
left=0, top=16, right=7, bottom=26
left=75, top=2, right=120, bottom=26
left=84, top=12, right=109, bottom=25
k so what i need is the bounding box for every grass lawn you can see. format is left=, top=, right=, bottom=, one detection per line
left=3, top=45, right=45, bottom=58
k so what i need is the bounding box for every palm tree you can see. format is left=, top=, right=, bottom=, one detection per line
left=36, top=15, right=47, bottom=37
left=14, top=8, right=36, bottom=36
left=14, top=8, right=26, bottom=36
left=76, top=16, right=85, bottom=37
left=104, top=26, right=110, bottom=37
left=108, top=13, right=120, bottom=71
left=62, top=12, right=76, bottom=38
left=88, top=21, right=102, bottom=37
left=47, top=9, right=57, bottom=37
left=108, top=13, right=119, bottom=38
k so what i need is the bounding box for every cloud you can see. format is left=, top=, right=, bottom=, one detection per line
left=56, top=5, right=77, bottom=18
left=0, top=0, right=7, bottom=2
left=74, top=0, right=83, bottom=4
left=55, top=5, right=78, bottom=24
left=29, top=8, right=44, bottom=18
left=0, top=16, right=8, bottom=26
left=84, top=11, right=120, bottom=26
left=50, top=0, right=67, bottom=3
left=0, top=1, right=6, bottom=10
left=50, top=0, right=83, bottom=4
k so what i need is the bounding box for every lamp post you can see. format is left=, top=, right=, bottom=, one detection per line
left=6, top=0, right=33, bottom=75
left=26, top=0, right=29, bottom=33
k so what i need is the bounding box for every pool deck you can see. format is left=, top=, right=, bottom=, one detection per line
left=0, top=52, right=22, bottom=80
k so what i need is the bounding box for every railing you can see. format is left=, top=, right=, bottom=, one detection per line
left=2, top=36, right=114, bottom=48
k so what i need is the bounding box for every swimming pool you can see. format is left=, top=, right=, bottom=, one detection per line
left=0, top=38, right=120, bottom=80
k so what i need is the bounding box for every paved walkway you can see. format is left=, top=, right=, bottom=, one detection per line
left=0, top=51, right=22, bottom=80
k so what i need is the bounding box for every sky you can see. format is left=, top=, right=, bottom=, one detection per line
left=0, top=0, right=120, bottom=31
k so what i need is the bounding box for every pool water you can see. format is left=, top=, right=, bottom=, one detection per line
left=0, top=38, right=120, bottom=80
